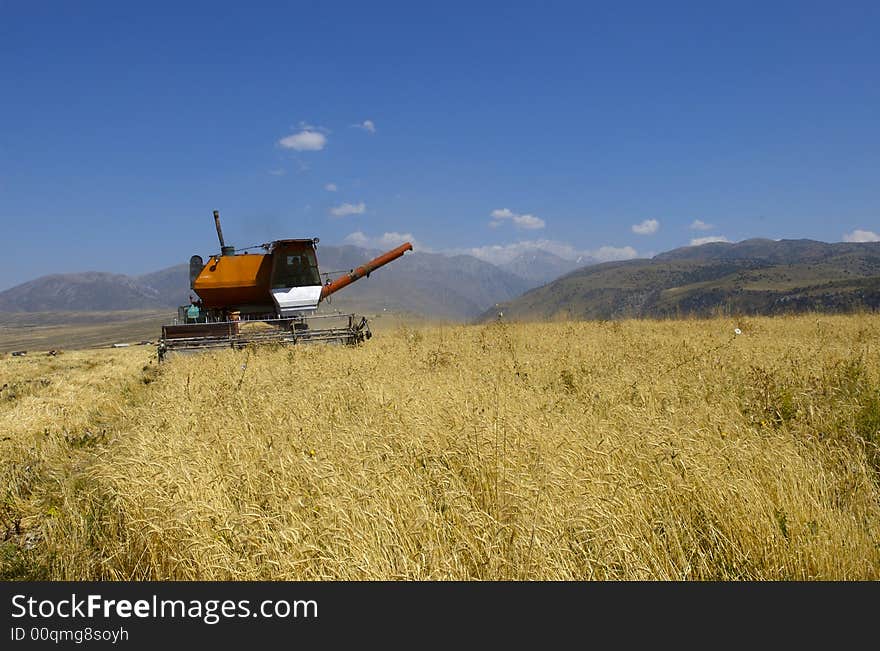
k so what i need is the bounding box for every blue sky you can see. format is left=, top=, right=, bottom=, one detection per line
left=1, top=1, right=879, bottom=290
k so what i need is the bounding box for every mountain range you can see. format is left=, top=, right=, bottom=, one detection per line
left=481, top=239, right=880, bottom=322
left=2, top=239, right=878, bottom=322
left=0, top=245, right=540, bottom=320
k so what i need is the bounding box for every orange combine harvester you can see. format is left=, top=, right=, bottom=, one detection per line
left=157, top=211, right=413, bottom=360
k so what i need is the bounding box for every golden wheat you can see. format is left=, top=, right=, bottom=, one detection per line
left=2, top=314, right=878, bottom=580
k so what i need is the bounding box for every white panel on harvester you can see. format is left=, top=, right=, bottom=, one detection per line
left=271, top=285, right=323, bottom=316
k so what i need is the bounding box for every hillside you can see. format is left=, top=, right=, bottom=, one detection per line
left=0, top=272, right=165, bottom=312
left=483, top=239, right=880, bottom=321
left=498, top=249, right=581, bottom=286
left=136, top=265, right=191, bottom=307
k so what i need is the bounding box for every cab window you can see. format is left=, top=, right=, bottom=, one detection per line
left=272, top=248, right=320, bottom=287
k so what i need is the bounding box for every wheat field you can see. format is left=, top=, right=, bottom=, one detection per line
left=1, top=314, right=878, bottom=580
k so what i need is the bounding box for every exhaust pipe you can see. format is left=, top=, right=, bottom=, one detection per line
left=213, top=210, right=235, bottom=255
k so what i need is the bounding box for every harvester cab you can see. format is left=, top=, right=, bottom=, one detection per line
left=157, top=211, right=413, bottom=361
left=267, top=239, right=324, bottom=316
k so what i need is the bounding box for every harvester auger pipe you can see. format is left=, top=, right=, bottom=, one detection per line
left=321, top=242, right=413, bottom=299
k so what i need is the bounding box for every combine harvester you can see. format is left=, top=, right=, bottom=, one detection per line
left=158, top=211, right=412, bottom=361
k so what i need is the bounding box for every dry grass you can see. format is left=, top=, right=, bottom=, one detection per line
left=1, top=314, right=879, bottom=580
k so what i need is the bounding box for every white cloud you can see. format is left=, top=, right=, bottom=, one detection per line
left=344, top=231, right=418, bottom=250
left=631, top=219, right=659, bottom=235
left=278, top=130, right=327, bottom=151
left=340, top=233, right=640, bottom=267
left=324, top=183, right=338, bottom=192
left=329, top=202, right=366, bottom=217
left=843, top=229, right=880, bottom=243
left=489, top=207, right=546, bottom=230
left=513, top=214, right=545, bottom=229
left=343, top=231, right=369, bottom=247
left=352, top=119, right=376, bottom=134
left=462, top=239, right=638, bottom=266
left=689, top=219, right=713, bottom=231
left=690, top=236, right=730, bottom=246
left=268, top=168, right=286, bottom=176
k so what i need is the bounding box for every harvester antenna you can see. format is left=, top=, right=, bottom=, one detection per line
left=235, top=243, right=272, bottom=253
